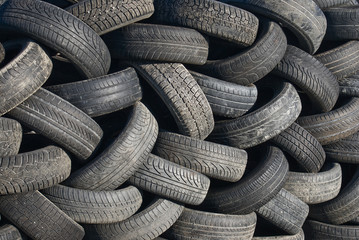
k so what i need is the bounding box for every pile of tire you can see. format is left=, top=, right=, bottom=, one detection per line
left=1, top=0, right=359, bottom=239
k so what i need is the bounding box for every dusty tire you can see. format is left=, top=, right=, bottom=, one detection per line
left=252, top=230, right=305, bottom=240
left=0, top=224, right=22, bottom=240
left=304, top=220, right=359, bottom=240
left=338, top=75, right=359, bottom=97
left=0, top=42, right=4, bottom=63
left=313, top=0, right=353, bottom=8
left=324, top=131, right=359, bottom=164
left=0, top=117, right=21, bottom=157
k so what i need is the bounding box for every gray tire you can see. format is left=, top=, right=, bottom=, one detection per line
left=304, top=220, right=359, bottom=239
left=0, top=117, right=21, bottom=157
left=338, top=75, right=359, bottom=97
left=252, top=229, right=305, bottom=240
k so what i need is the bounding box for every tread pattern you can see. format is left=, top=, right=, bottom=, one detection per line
left=104, top=23, right=209, bottom=65
left=0, top=0, right=111, bottom=78
left=209, top=81, right=301, bottom=149
left=89, top=198, right=184, bottom=240
left=152, top=0, right=259, bottom=47
left=313, top=0, right=353, bottom=8
left=66, top=102, right=158, bottom=190
left=8, top=88, right=103, bottom=160
left=256, top=189, right=309, bottom=235
left=153, top=131, right=248, bottom=182
left=252, top=229, right=305, bottom=240
left=271, top=122, right=326, bottom=173
left=324, top=131, right=359, bottom=163
left=304, top=220, right=359, bottom=239
left=128, top=153, right=211, bottom=205
left=0, top=145, right=71, bottom=195
left=202, top=146, right=289, bottom=214
left=46, top=67, right=142, bottom=117
left=164, top=208, right=257, bottom=240
left=66, top=0, right=155, bottom=35
left=283, top=163, right=342, bottom=204
left=297, top=97, right=359, bottom=145
left=338, top=75, right=359, bottom=97
left=0, top=190, right=85, bottom=240
left=190, top=71, right=258, bottom=118
left=132, top=62, right=214, bottom=140
left=0, top=117, right=21, bottom=157
left=274, top=45, right=339, bottom=113
left=0, top=42, right=4, bottom=64
left=42, top=184, right=142, bottom=224
left=0, top=39, right=52, bottom=116
left=0, top=224, right=22, bottom=240
left=194, top=20, right=287, bottom=85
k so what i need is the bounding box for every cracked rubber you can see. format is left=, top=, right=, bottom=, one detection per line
left=0, top=117, right=21, bottom=157
left=324, top=131, right=359, bottom=164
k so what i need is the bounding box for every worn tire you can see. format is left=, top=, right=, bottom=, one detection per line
left=153, top=131, right=247, bottom=182
left=324, top=131, right=359, bottom=164
left=252, top=230, right=305, bottom=240
left=164, top=208, right=257, bottom=240
left=42, top=184, right=142, bottom=224
left=46, top=67, right=142, bottom=117
left=104, top=23, right=209, bottom=65
left=132, top=62, right=214, bottom=139
left=0, top=117, right=21, bottom=157
left=0, top=190, right=85, bottom=240
left=338, top=75, right=359, bottom=97
left=304, top=220, right=359, bottom=239
left=273, top=45, right=339, bottom=113
left=202, top=146, right=289, bottom=214
left=152, top=0, right=259, bottom=47
left=313, top=0, right=353, bottom=8
left=8, top=88, right=103, bottom=161
left=0, top=42, right=4, bottom=63
left=0, top=39, right=52, bottom=116
left=193, top=20, right=287, bottom=85
left=209, top=80, right=301, bottom=149
left=66, top=0, right=154, bottom=35
left=0, top=224, right=22, bottom=240
left=0, top=0, right=111, bottom=78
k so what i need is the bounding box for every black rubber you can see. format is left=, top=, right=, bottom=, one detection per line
left=0, top=42, right=4, bottom=63
left=66, top=102, right=158, bottom=190
left=104, top=23, right=209, bottom=65
left=0, top=190, right=85, bottom=240
left=0, top=224, right=22, bottom=240
left=324, top=131, right=359, bottom=164
left=88, top=198, right=184, bottom=240
left=42, top=184, right=142, bottom=224
left=202, top=146, right=289, bottom=215
left=304, top=220, right=359, bottom=240
left=152, top=0, right=259, bottom=47
left=132, top=62, right=214, bottom=140
left=46, top=67, right=142, bottom=117
left=271, top=122, right=326, bottom=173
left=0, top=117, right=21, bottom=157
left=153, top=131, right=248, bottom=182
left=315, top=41, right=359, bottom=80
left=338, top=75, right=359, bottom=97
left=0, top=39, right=52, bottom=116
left=208, top=80, right=301, bottom=149
left=193, top=20, right=287, bottom=85
left=273, top=45, right=339, bottom=113
left=253, top=230, right=305, bottom=240
left=66, top=0, right=154, bottom=35
left=297, top=97, right=359, bottom=145
left=256, top=189, right=309, bottom=235
left=164, top=208, right=257, bottom=240
left=220, top=0, right=327, bottom=54
left=313, top=0, right=353, bottom=8
left=0, top=0, right=111, bottom=78
left=8, top=87, right=103, bottom=161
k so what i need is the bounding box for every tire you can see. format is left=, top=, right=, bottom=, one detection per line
left=304, top=220, right=359, bottom=240
left=256, top=189, right=309, bottom=235
left=0, top=39, right=52, bottom=116
left=193, top=20, right=287, bottom=85
left=324, top=131, right=359, bottom=164
left=336, top=0, right=359, bottom=5
left=315, top=41, right=359, bottom=80
left=190, top=71, right=258, bottom=118
left=0, top=190, right=85, bottom=240
left=283, top=163, right=342, bottom=204
left=0, top=145, right=71, bottom=195
left=338, top=75, right=359, bottom=97
left=252, top=229, right=305, bottom=240
left=0, top=117, right=21, bottom=157
left=309, top=167, right=359, bottom=225
left=103, top=23, right=209, bottom=65
left=128, top=154, right=210, bottom=205
left=42, top=184, right=142, bottom=224
left=88, top=198, right=184, bottom=240
left=208, top=80, right=301, bottom=149
left=271, top=123, right=326, bottom=173
left=0, top=42, right=4, bottom=63
left=324, top=6, right=359, bottom=41
left=0, top=0, right=111, bottom=78
left=153, top=131, right=247, bottom=182
left=202, top=145, right=289, bottom=215
left=164, top=208, right=257, bottom=240
left=273, top=45, right=339, bottom=113
left=132, top=63, right=214, bottom=140
left=66, top=0, right=154, bottom=35
left=152, top=0, right=259, bottom=47
left=313, top=0, right=352, bottom=8
left=66, top=102, right=158, bottom=190
left=8, top=88, right=103, bottom=161
left=296, top=97, right=359, bottom=145
left=0, top=224, right=22, bottom=240
left=220, top=0, right=327, bottom=54
left=45, top=67, right=142, bottom=117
